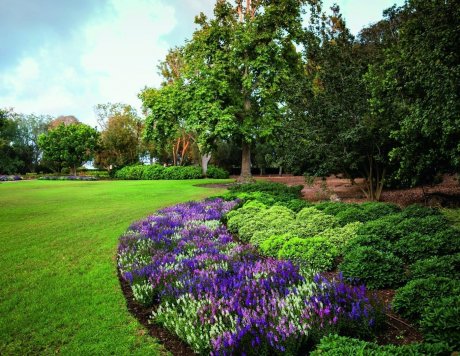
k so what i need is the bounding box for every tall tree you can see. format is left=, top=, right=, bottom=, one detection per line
left=38, top=123, right=99, bottom=175
left=372, top=0, right=460, bottom=186
left=182, top=0, right=308, bottom=181
left=94, top=103, right=144, bottom=170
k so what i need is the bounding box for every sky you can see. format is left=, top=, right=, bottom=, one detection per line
left=0, top=0, right=404, bottom=127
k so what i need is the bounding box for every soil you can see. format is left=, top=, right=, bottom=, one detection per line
left=238, top=173, right=460, bottom=207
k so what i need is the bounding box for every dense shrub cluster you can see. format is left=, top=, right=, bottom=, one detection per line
left=227, top=202, right=360, bottom=271
left=339, top=207, right=460, bottom=288
left=115, top=164, right=229, bottom=180
left=312, top=335, right=450, bottom=355
left=315, top=201, right=400, bottom=225
left=118, top=199, right=381, bottom=354
left=409, top=253, right=460, bottom=280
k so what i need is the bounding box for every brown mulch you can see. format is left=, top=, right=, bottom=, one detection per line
left=246, top=174, right=460, bottom=206
left=117, top=269, right=195, bottom=356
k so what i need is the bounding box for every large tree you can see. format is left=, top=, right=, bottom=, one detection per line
left=180, top=0, right=308, bottom=181
left=94, top=103, right=144, bottom=170
left=38, top=123, right=99, bottom=175
left=370, top=0, right=460, bottom=186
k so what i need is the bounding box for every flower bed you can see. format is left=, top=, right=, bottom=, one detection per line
left=0, top=175, right=22, bottom=181
left=117, top=198, right=381, bottom=354
left=38, top=175, right=98, bottom=181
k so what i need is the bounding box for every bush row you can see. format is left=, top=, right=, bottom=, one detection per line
left=114, top=164, right=229, bottom=180
left=0, top=175, right=22, bottom=181
left=37, top=175, right=98, bottom=181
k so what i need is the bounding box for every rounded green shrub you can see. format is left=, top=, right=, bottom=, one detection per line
left=393, top=228, right=460, bottom=264
left=401, top=204, right=441, bottom=218
left=278, top=236, right=338, bottom=271
left=409, top=253, right=460, bottom=280
left=317, top=222, right=362, bottom=253
left=356, top=214, right=405, bottom=242
left=296, top=207, right=339, bottom=236
left=392, top=277, right=460, bottom=321
left=395, top=215, right=449, bottom=237
left=163, top=165, right=202, bottom=179
left=141, top=164, right=165, bottom=179
left=259, top=233, right=295, bottom=257
left=311, top=334, right=450, bottom=356
left=340, top=246, right=405, bottom=289
left=205, top=165, right=229, bottom=179
left=420, top=295, right=460, bottom=350
left=226, top=201, right=267, bottom=234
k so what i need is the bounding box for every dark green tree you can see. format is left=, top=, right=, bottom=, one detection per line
left=38, top=123, right=99, bottom=175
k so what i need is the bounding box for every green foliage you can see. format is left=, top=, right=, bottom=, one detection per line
left=278, top=236, right=338, bottom=271
left=259, top=233, right=294, bottom=258
left=296, top=207, right=340, bottom=236
left=38, top=123, right=99, bottom=175
left=163, top=166, right=202, bottom=180
left=93, top=103, right=145, bottom=170
left=228, top=182, right=303, bottom=199
left=340, top=247, right=405, bottom=289
left=317, top=222, right=362, bottom=253
left=114, top=164, right=205, bottom=180
left=420, top=295, right=460, bottom=350
left=409, top=253, right=460, bottom=280
left=205, top=165, right=229, bottom=179
left=401, top=204, right=442, bottom=219
left=238, top=205, right=295, bottom=243
left=311, top=334, right=450, bottom=355
left=392, top=277, right=460, bottom=322
left=315, top=202, right=400, bottom=226
left=393, top=228, right=460, bottom=264
left=226, top=200, right=267, bottom=234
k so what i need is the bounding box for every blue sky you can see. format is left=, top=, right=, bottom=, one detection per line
left=0, top=0, right=404, bottom=126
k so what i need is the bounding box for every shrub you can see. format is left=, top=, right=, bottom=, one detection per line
left=115, top=165, right=146, bottom=180
left=311, top=334, right=450, bottom=355
left=238, top=205, right=295, bottom=243
left=163, top=165, right=202, bottom=179
left=278, top=236, right=338, bottom=271
left=356, top=214, right=405, bottom=242
left=339, top=246, right=405, bottom=289
left=393, top=228, right=460, bottom=264
left=205, top=165, right=229, bottom=179
left=394, top=215, right=449, bottom=236
left=409, top=253, right=460, bottom=280
left=401, top=204, right=442, bottom=218
left=259, top=233, right=295, bottom=257
left=141, top=164, right=165, bottom=179
left=316, top=222, right=362, bottom=253
left=392, top=277, right=460, bottom=321
left=359, top=202, right=401, bottom=220
left=296, top=207, right=339, bottom=236
left=115, top=164, right=204, bottom=180
left=228, top=181, right=303, bottom=199
left=226, top=200, right=267, bottom=234
left=420, top=295, right=460, bottom=350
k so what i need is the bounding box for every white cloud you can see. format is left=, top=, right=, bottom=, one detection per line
left=0, top=0, right=177, bottom=126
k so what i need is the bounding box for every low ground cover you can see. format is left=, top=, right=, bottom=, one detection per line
left=0, top=179, right=230, bottom=354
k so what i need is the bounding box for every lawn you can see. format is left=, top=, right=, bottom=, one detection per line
left=0, top=179, right=230, bottom=355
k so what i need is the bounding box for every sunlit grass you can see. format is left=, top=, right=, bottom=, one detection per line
left=0, top=179, right=230, bottom=355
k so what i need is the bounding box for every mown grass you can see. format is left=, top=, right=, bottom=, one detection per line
left=0, top=179, right=230, bottom=355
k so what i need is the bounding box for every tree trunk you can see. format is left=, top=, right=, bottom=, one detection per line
left=201, top=153, right=211, bottom=176
left=278, top=166, right=283, bottom=176
left=238, top=141, right=253, bottom=182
